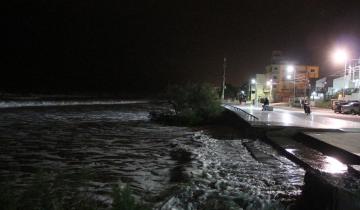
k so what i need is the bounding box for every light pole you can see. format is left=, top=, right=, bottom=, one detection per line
left=251, top=79, right=257, bottom=105
left=221, top=57, right=227, bottom=101
left=286, top=65, right=296, bottom=103
left=248, top=81, right=251, bottom=101
left=266, top=79, right=273, bottom=102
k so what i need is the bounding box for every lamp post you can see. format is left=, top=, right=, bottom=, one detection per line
left=251, top=79, right=257, bottom=105
left=286, top=65, right=296, bottom=103
left=221, top=57, right=227, bottom=101
left=266, top=79, right=273, bottom=102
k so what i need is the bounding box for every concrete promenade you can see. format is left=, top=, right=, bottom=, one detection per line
left=231, top=104, right=360, bottom=130
left=224, top=103, right=360, bottom=171
left=224, top=103, right=360, bottom=208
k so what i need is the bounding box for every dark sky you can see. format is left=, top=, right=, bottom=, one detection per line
left=2, top=0, right=360, bottom=94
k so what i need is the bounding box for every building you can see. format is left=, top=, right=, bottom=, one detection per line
left=248, top=51, right=321, bottom=103
left=264, top=51, right=320, bottom=102
left=322, top=59, right=360, bottom=101
left=250, top=74, right=267, bottom=102
left=315, top=76, right=338, bottom=100
left=265, top=64, right=319, bottom=102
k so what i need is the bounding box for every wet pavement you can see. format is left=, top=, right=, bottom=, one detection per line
left=303, top=132, right=360, bottom=163
left=225, top=103, right=360, bottom=178
left=230, top=104, right=360, bottom=129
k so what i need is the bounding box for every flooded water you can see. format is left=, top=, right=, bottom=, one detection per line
left=0, top=102, right=305, bottom=209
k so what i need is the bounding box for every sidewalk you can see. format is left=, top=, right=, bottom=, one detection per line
left=224, top=103, right=360, bottom=167
left=304, top=132, right=360, bottom=159
left=231, top=104, right=360, bottom=130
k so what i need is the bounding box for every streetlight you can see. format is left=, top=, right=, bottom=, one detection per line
left=266, top=79, right=273, bottom=102
left=221, top=57, right=227, bottom=101
left=332, top=49, right=348, bottom=64
left=250, top=78, right=257, bottom=105
left=332, top=48, right=348, bottom=98
left=286, top=65, right=296, bottom=103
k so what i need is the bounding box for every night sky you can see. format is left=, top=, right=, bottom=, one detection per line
left=2, top=0, right=360, bottom=94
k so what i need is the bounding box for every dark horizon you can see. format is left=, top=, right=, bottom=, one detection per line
left=2, top=0, right=360, bottom=95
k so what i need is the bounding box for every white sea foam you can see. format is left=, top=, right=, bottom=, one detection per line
left=0, top=100, right=148, bottom=108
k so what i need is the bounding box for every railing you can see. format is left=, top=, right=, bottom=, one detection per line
left=222, top=104, right=259, bottom=121
left=223, top=104, right=270, bottom=127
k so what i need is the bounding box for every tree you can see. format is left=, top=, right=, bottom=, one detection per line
left=163, top=83, right=223, bottom=125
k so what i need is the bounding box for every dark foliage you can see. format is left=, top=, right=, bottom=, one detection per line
left=152, top=83, right=223, bottom=125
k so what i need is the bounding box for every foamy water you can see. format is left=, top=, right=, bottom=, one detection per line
left=0, top=101, right=305, bottom=209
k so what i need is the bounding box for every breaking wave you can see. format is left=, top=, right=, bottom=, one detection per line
left=0, top=100, right=148, bottom=108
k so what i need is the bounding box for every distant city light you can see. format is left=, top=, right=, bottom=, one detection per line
left=332, top=49, right=348, bottom=64
left=286, top=75, right=291, bottom=80
left=251, top=79, right=256, bottom=84
left=286, top=65, right=294, bottom=73
left=266, top=80, right=272, bottom=86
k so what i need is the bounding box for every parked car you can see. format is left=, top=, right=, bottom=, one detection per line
left=334, top=101, right=348, bottom=113
left=341, top=102, right=360, bottom=114
left=332, top=100, right=345, bottom=110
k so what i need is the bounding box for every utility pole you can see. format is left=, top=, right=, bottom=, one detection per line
left=221, top=57, right=226, bottom=101
left=293, top=69, right=296, bottom=102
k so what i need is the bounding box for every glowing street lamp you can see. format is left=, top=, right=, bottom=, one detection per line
left=332, top=48, right=348, bottom=98
left=332, top=49, right=348, bottom=64
left=249, top=78, right=257, bottom=105
left=287, top=65, right=295, bottom=73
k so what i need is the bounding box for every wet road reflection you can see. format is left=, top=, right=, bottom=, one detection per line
left=236, top=105, right=360, bottom=129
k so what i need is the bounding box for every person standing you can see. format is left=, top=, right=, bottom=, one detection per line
left=262, top=97, right=270, bottom=111
left=303, top=100, right=311, bottom=115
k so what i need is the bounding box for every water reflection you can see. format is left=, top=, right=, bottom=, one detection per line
left=285, top=148, right=297, bottom=155
left=285, top=147, right=348, bottom=174
left=281, top=112, right=292, bottom=126
left=322, top=156, right=348, bottom=174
